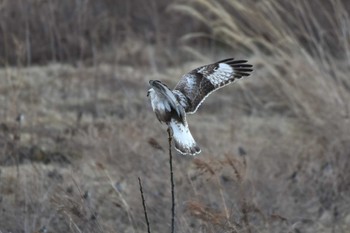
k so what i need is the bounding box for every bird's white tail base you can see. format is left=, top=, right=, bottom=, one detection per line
left=169, top=119, right=201, bottom=156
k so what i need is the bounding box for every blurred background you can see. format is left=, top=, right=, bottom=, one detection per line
left=0, top=0, right=350, bottom=232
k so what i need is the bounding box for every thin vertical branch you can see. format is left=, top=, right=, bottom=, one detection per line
left=138, top=177, right=151, bottom=233
left=167, top=127, right=175, bottom=233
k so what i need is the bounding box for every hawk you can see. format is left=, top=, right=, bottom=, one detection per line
left=147, top=58, right=253, bottom=155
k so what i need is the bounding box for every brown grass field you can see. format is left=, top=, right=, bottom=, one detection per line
left=1, top=0, right=350, bottom=232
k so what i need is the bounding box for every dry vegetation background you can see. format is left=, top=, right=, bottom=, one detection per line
left=1, top=0, right=350, bottom=232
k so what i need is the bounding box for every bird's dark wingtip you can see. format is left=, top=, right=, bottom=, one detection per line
left=218, top=58, right=253, bottom=69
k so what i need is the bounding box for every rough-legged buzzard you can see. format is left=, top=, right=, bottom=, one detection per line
left=148, top=58, right=253, bottom=155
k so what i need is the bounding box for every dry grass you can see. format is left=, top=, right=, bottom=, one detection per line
left=172, top=0, right=350, bottom=232
left=172, top=0, right=350, bottom=122
left=0, top=0, right=350, bottom=233
left=0, top=0, right=192, bottom=66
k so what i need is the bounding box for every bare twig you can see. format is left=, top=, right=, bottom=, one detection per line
left=138, top=177, right=151, bottom=233
left=167, top=127, right=175, bottom=233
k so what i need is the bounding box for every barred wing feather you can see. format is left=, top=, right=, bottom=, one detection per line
left=174, top=58, right=253, bottom=114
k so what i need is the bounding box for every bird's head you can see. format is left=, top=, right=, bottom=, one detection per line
left=148, top=80, right=169, bottom=96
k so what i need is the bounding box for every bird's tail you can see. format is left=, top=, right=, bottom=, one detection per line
left=169, top=119, right=201, bottom=156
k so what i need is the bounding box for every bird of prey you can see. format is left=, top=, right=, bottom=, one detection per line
left=147, top=58, right=253, bottom=155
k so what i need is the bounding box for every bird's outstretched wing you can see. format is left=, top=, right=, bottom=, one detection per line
left=174, top=58, right=253, bottom=114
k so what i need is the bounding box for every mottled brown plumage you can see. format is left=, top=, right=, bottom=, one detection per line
left=174, top=58, right=253, bottom=113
